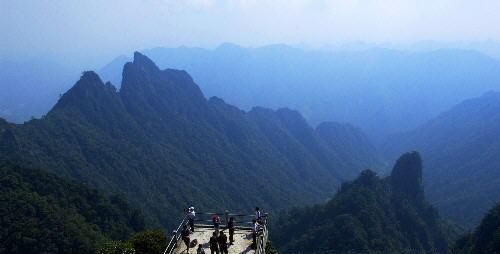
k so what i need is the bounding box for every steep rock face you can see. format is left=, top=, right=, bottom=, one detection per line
left=391, top=151, right=424, bottom=202
left=272, top=152, right=451, bottom=254
left=384, top=92, right=500, bottom=227
left=0, top=53, right=383, bottom=227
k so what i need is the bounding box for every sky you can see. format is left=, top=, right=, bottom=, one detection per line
left=2, top=0, right=500, bottom=68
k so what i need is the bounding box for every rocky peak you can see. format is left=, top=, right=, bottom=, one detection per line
left=390, top=151, right=424, bottom=201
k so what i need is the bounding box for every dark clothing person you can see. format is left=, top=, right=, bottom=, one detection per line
left=197, top=245, right=205, bottom=254
left=188, top=217, right=195, bottom=232
left=218, top=232, right=228, bottom=254
left=209, top=235, right=219, bottom=254
left=251, top=220, right=259, bottom=249
left=227, top=220, right=235, bottom=244
left=181, top=227, right=191, bottom=252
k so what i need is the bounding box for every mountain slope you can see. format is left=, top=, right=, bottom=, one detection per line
left=272, top=152, right=453, bottom=254
left=0, top=163, right=145, bottom=254
left=453, top=203, right=500, bottom=253
left=384, top=91, right=500, bottom=227
left=99, top=44, right=500, bottom=141
left=0, top=53, right=383, bottom=227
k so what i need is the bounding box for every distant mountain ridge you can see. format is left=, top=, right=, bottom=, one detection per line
left=0, top=52, right=383, bottom=227
left=272, top=152, right=454, bottom=254
left=384, top=91, right=500, bottom=227
left=99, top=44, right=500, bottom=141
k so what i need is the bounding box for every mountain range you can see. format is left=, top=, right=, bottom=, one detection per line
left=384, top=91, right=500, bottom=227
left=4, top=44, right=500, bottom=144
left=99, top=44, right=500, bottom=142
left=0, top=52, right=383, bottom=228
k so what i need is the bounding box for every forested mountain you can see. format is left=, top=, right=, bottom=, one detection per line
left=0, top=52, right=383, bottom=228
left=453, top=203, right=500, bottom=253
left=0, top=163, right=145, bottom=254
left=271, top=152, right=454, bottom=254
left=384, top=91, right=500, bottom=227
left=99, top=44, right=500, bottom=141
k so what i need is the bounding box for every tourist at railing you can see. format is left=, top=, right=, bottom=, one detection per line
left=181, top=225, right=191, bottom=254
left=251, top=219, right=258, bottom=249
left=212, top=214, right=221, bottom=236
left=255, top=207, right=262, bottom=222
left=186, top=207, right=196, bottom=232
left=209, top=231, right=219, bottom=254
left=227, top=217, right=235, bottom=245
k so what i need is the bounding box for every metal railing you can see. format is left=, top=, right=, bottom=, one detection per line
left=163, top=215, right=188, bottom=254
left=256, top=219, right=269, bottom=254
left=163, top=210, right=269, bottom=254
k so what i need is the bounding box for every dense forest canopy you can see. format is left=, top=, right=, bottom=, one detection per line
left=271, top=152, right=455, bottom=254
left=0, top=163, right=145, bottom=254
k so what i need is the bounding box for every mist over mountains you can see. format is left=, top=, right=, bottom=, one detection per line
left=99, top=43, right=500, bottom=142
left=385, top=91, right=500, bottom=227
left=3, top=43, right=500, bottom=145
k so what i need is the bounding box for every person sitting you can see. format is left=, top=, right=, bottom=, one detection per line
left=218, top=230, right=229, bottom=254
left=181, top=225, right=191, bottom=253
left=209, top=231, right=219, bottom=254
left=227, top=217, right=235, bottom=245
left=196, top=244, right=205, bottom=254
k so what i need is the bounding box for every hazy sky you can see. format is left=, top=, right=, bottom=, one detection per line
left=2, top=0, right=500, bottom=67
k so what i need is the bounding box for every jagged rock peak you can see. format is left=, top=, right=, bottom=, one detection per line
left=391, top=151, right=424, bottom=200
left=131, top=51, right=159, bottom=72
left=66, top=71, right=107, bottom=93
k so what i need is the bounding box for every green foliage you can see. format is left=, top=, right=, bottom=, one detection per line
left=271, top=153, right=453, bottom=254
left=97, top=229, right=167, bottom=254
left=265, top=242, right=280, bottom=254
left=97, top=241, right=136, bottom=254
left=453, top=203, right=500, bottom=253
left=0, top=163, right=145, bottom=254
left=129, top=229, right=167, bottom=254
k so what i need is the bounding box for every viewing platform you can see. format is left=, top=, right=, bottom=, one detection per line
left=163, top=211, right=268, bottom=254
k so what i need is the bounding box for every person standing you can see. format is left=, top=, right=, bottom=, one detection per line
left=209, top=232, right=219, bottom=254
left=212, top=214, right=221, bottom=236
left=227, top=217, right=235, bottom=245
left=187, top=207, right=196, bottom=232
left=181, top=225, right=191, bottom=254
left=218, top=231, right=229, bottom=254
left=251, top=219, right=259, bottom=249
left=255, top=207, right=262, bottom=223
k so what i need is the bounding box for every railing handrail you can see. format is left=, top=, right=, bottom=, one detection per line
left=163, top=210, right=269, bottom=254
left=163, top=215, right=188, bottom=254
